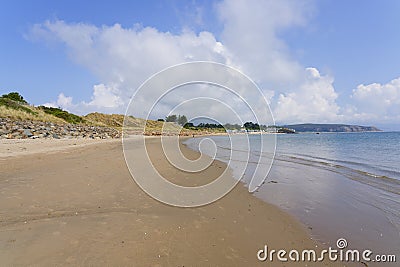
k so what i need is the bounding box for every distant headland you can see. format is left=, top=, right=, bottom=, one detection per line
left=284, top=123, right=381, bottom=133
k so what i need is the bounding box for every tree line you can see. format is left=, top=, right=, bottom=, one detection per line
left=159, top=114, right=188, bottom=126
left=158, top=114, right=269, bottom=131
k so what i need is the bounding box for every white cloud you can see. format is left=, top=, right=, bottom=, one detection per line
left=30, top=20, right=231, bottom=84
left=273, top=68, right=340, bottom=123
left=30, top=20, right=232, bottom=116
left=56, top=93, right=73, bottom=108
left=350, top=77, right=400, bottom=122
left=42, top=84, right=122, bottom=113
left=42, top=93, right=73, bottom=110
left=29, top=0, right=399, bottom=126
left=217, top=0, right=313, bottom=85
left=86, top=84, right=122, bottom=108
left=41, top=102, right=57, bottom=108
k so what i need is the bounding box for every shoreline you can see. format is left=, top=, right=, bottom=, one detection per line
left=0, top=137, right=345, bottom=266
left=184, top=134, right=400, bottom=266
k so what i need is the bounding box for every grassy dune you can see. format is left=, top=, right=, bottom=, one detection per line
left=0, top=105, right=67, bottom=124
left=0, top=93, right=226, bottom=136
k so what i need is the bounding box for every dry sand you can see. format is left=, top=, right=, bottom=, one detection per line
left=0, top=137, right=346, bottom=266
left=0, top=138, right=118, bottom=158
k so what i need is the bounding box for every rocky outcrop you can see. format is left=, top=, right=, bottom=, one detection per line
left=0, top=118, right=121, bottom=139
left=277, top=127, right=296, bottom=134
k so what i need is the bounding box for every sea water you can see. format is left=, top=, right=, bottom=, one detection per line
left=184, top=132, right=400, bottom=265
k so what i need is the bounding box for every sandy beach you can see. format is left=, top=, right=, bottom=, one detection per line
left=0, top=137, right=344, bottom=266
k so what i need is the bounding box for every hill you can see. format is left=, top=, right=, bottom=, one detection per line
left=0, top=94, right=67, bottom=124
left=84, top=112, right=199, bottom=135
left=0, top=92, right=222, bottom=138
left=284, top=123, right=381, bottom=133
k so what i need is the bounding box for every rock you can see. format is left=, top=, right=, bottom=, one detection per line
left=0, top=118, right=121, bottom=140
left=23, top=129, right=33, bottom=137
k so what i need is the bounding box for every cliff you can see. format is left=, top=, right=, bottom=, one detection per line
left=284, top=123, right=381, bottom=133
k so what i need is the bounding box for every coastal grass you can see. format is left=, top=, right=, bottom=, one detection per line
left=0, top=97, right=36, bottom=115
left=0, top=104, right=207, bottom=135
left=0, top=93, right=227, bottom=135
left=0, top=105, right=66, bottom=124
left=38, top=106, right=84, bottom=124
left=84, top=112, right=205, bottom=135
left=83, top=112, right=125, bottom=129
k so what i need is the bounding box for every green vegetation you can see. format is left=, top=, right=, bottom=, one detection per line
left=1, top=92, right=28, bottom=104
left=165, top=114, right=177, bottom=122
left=165, top=114, right=188, bottom=126
left=196, top=123, right=224, bottom=129
left=181, top=122, right=226, bottom=132
left=164, top=115, right=274, bottom=132
left=38, top=106, right=84, bottom=124
left=177, top=115, right=187, bottom=126
left=1, top=91, right=83, bottom=124
left=0, top=92, right=36, bottom=114
left=243, top=121, right=260, bottom=130
left=223, top=123, right=242, bottom=130
left=277, top=127, right=296, bottom=134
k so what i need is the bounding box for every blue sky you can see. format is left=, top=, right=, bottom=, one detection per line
left=1, top=0, right=399, bottom=129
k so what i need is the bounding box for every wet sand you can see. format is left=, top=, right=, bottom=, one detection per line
left=256, top=156, right=400, bottom=267
left=0, top=137, right=344, bottom=266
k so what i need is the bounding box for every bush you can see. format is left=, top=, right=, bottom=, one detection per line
left=165, top=114, right=177, bottom=122
left=38, top=106, right=84, bottom=124
left=177, top=115, right=187, bottom=126
left=0, top=97, right=36, bottom=114
left=1, top=92, right=28, bottom=104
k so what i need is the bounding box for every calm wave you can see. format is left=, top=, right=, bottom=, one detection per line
left=185, top=132, right=400, bottom=194
left=184, top=132, right=400, bottom=260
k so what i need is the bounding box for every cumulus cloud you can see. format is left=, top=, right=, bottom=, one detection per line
left=217, top=0, right=313, bottom=85
left=42, top=84, right=123, bottom=113
left=28, top=0, right=399, bottom=126
left=273, top=68, right=341, bottom=123
left=30, top=20, right=232, bottom=115
left=42, top=93, right=73, bottom=109
left=350, top=77, right=400, bottom=122
left=29, top=20, right=230, bottom=83
left=86, top=84, right=122, bottom=108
